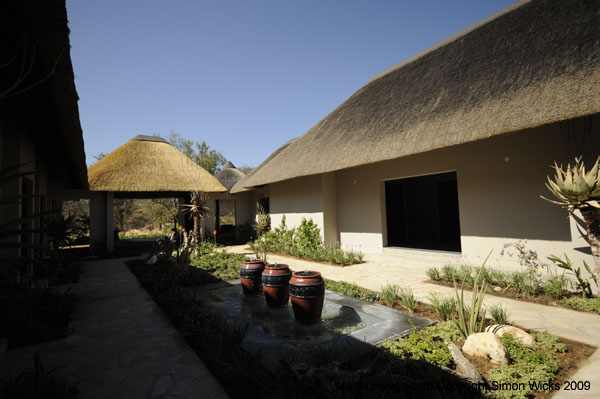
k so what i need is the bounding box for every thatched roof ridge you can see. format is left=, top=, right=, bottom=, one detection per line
left=88, top=137, right=227, bottom=193
left=239, top=0, right=600, bottom=190
left=230, top=138, right=297, bottom=193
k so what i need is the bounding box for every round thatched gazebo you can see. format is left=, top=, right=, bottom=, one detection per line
left=87, top=135, right=226, bottom=252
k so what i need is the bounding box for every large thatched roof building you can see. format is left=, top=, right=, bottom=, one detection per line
left=233, top=0, right=600, bottom=192
left=231, top=0, right=600, bottom=271
left=88, top=135, right=226, bottom=195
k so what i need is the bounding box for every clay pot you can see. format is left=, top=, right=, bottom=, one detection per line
left=239, top=259, right=266, bottom=295
left=261, top=264, right=291, bottom=308
left=289, top=271, right=325, bottom=324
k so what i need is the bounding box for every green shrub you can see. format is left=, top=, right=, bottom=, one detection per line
left=428, top=293, right=457, bottom=321
left=382, top=331, right=454, bottom=368
left=488, top=304, right=510, bottom=325
left=250, top=216, right=363, bottom=265
left=190, top=251, right=247, bottom=281
left=426, top=267, right=442, bottom=281
left=501, top=334, right=559, bottom=374
left=562, top=296, right=600, bottom=314
left=442, top=264, right=458, bottom=282
left=543, top=275, right=569, bottom=299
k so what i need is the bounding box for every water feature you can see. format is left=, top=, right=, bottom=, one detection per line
left=196, top=280, right=434, bottom=365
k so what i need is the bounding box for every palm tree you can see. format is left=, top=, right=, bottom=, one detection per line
left=183, top=191, right=210, bottom=251
left=542, top=156, right=600, bottom=285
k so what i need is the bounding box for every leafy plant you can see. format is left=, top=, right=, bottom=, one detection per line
left=543, top=275, right=570, bottom=299
left=253, top=202, right=271, bottom=236
left=533, top=331, right=566, bottom=353
left=382, top=331, right=454, bottom=368
left=427, top=294, right=457, bottom=321
left=442, top=264, right=457, bottom=282
left=454, top=252, right=490, bottom=339
left=488, top=304, right=510, bottom=325
left=426, top=320, right=463, bottom=343
left=548, top=253, right=596, bottom=298
left=562, top=296, right=600, bottom=314
left=501, top=241, right=543, bottom=295
left=182, top=191, right=210, bottom=249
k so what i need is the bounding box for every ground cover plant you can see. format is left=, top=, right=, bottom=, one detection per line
left=249, top=216, right=364, bottom=266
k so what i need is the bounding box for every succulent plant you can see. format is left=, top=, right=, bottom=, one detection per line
left=541, top=156, right=600, bottom=211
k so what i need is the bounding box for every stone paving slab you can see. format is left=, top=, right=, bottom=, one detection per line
left=224, top=245, right=600, bottom=398
left=0, top=257, right=229, bottom=399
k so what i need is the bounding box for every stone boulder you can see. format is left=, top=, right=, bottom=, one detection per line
left=485, top=324, right=534, bottom=347
left=462, top=332, right=509, bottom=365
left=146, top=255, right=158, bottom=265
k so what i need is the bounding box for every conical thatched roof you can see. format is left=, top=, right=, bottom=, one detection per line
left=215, top=162, right=246, bottom=191
left=237, top=0, right=600, bottom=190
left=88, top=135, right=227, bottom=193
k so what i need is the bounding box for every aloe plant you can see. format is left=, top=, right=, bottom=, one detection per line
left=182, top=191, right=209, bottom=251
left=453, top=252, right=491, bottom=339
left=542, top=156, right=600, bottom=286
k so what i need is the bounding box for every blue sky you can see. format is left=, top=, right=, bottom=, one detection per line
left=67, top=0, right=516, bottom=168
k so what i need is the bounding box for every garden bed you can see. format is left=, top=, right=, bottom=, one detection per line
left=127, top=248, right=596, bottom=398
left=426, top=278, right=600, bottom=315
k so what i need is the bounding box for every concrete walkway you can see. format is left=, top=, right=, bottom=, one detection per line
left=225, top=245, right=600, bottom=399
left=0, top=257, right=229, bottom=399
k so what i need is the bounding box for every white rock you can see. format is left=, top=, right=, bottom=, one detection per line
left=462, top=332, right=509, bottom=365
left=485, top=324, right=535, bottom=347
left=146, top=255, right=158, bottom=265
left=493, top=286, right=502, bottom=292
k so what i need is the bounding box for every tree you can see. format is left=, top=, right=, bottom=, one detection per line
left=182, top=191, right=210, bottom=250
left=238, top=164, right=255, bottom=175
left=542, top=156, right=600, bottom=285
left=161, top=131, right=226, bottom=175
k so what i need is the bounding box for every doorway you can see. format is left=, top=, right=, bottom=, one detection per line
left=385, top=171, right=461, bottom=252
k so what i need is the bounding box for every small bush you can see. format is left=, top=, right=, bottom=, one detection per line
left=543, top=275, right=569, bottom=299
left=427, top=293, right=457, bottom=321
left=488, top=304, right=510, bottom=325
left=381, top=283, right=400, bottom=305
left=562, top=296, right=600, bottom=314
left=426, top=267, right=442, bottom=281
left=398, top=287, right=418, bottom=312
left=442, top=264, right=458, bottom=282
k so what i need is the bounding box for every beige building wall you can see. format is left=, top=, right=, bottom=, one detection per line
left=270, top=174, right=325, bottom=238
left=334, top=121, right=597, bottom=269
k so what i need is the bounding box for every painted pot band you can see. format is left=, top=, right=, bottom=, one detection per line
left=289, top=283, right=325, bottom=299
left=239, top=268, right=264, bottom=278
left=262, top=273, right=292, bottom=287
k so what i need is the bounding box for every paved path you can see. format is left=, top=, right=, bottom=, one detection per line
left=225, top=245, right=600, bottom=398
left=0, top=257, right=229, bottom=399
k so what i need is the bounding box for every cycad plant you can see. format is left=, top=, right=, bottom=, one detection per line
left=541, top=156, right=600, bottom=285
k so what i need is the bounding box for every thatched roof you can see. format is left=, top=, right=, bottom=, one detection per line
left=231, top=138, right=296, bottom=193
left=215, top=161, right=246, bottom=191
left=88, top=135, right=227, bottom=193
left=237, top=0, right=600, bottom=190
left=1, top=0, right=88, bottom=189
